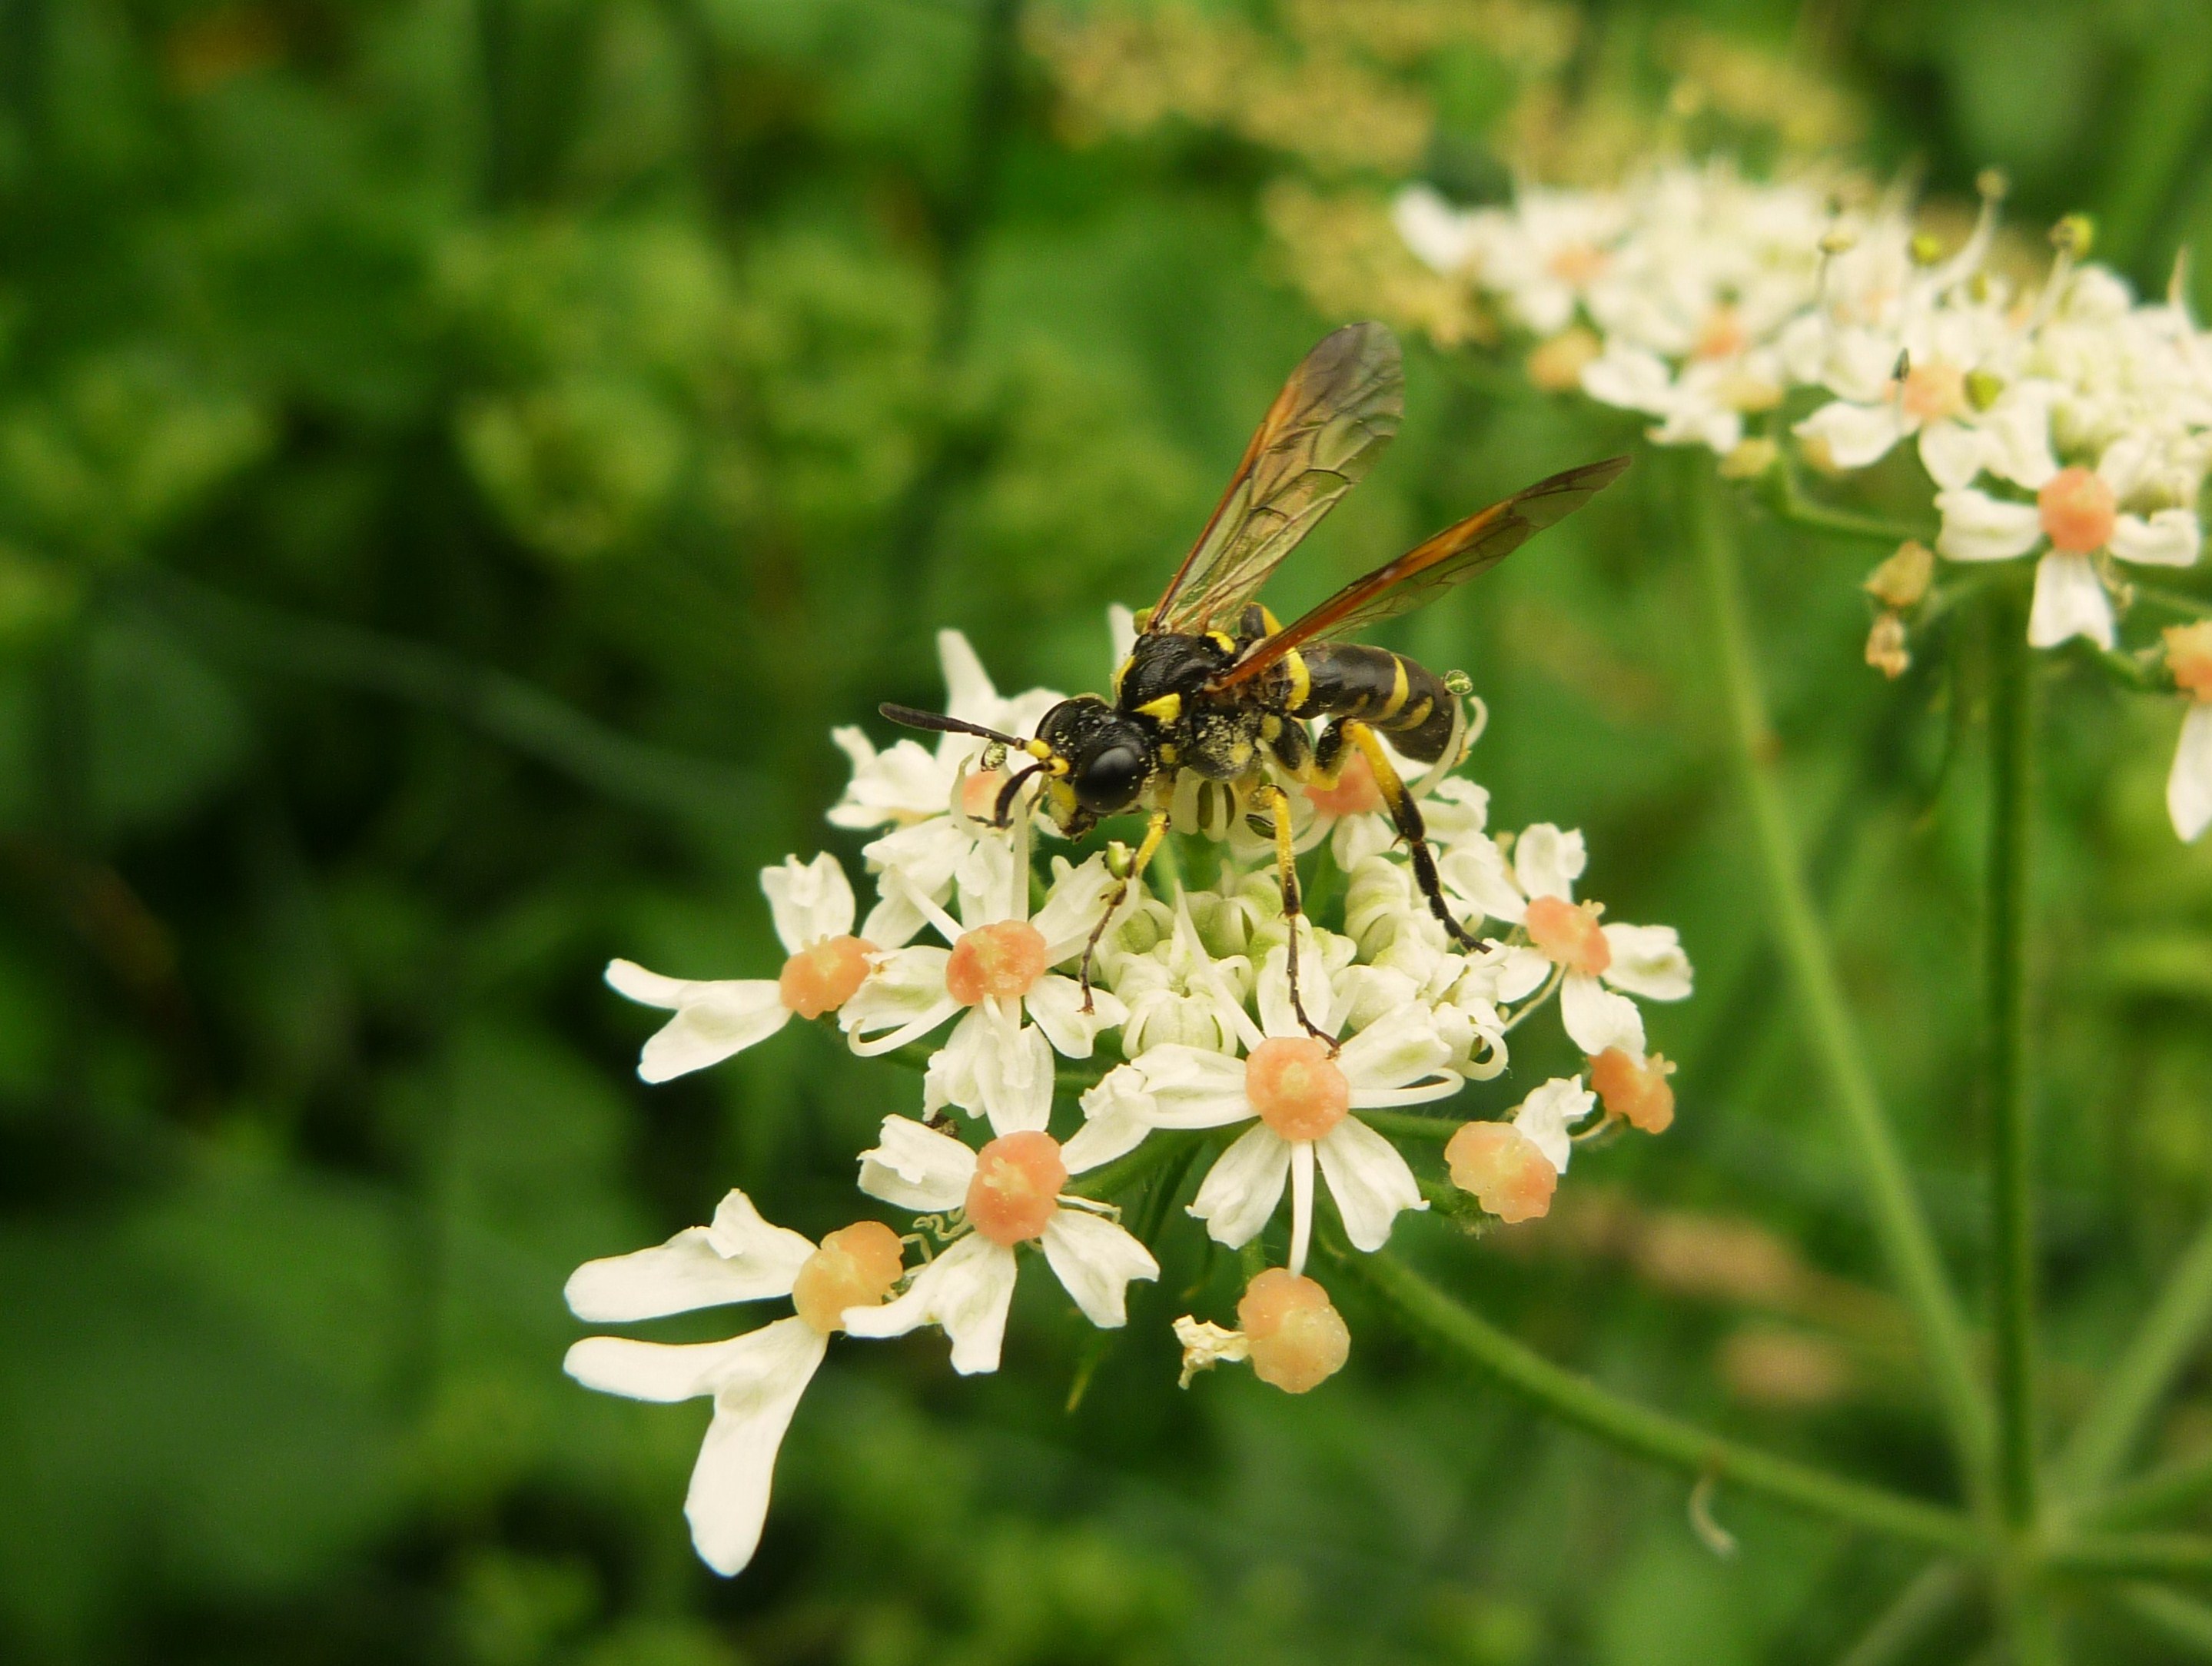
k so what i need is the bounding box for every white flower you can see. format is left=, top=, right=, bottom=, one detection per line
left=847, top=1117, right=1159, bottom=1374
left=1439, top=823, right=1692, bottom=1056
left=563, top=1190, right=905, bottom=1575
left=606, top=854, right=872, bottom=1082
left=1105, top=898, right=1254, bottom=1057
left=1099, top=942, right=1458, bottom=1273
left=840, top=840, right=1129, bottom=1132
left=1512, top=1076, right=1596, bottom=1174
left=830, top=629, right=1064, bottom=946
left=1936, top=441, right=2203, bottom=650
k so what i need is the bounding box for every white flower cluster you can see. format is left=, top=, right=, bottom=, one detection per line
left=565, top=626, right=1692, bottom=1575
left=1397, top=162, right=2212, bottom=840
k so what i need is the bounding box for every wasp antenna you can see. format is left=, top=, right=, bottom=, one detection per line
left=877, top=703, right=1024, bottom=747
left=992, top=761, right=1048, bottom=829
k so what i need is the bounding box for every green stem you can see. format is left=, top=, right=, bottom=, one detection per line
left=1348, top=1248, right=1985, bottom=1554
left=1984, top=597, right=2040, bottom=1531
left=1686, top=462, right=1996, bottom=1506
left=1763, top=464, right=1936, bottom=545
left=2133, top=580, right=2212, bottom=621
left=2087, top=1448, right=2212, bottom=1529
left=2116, top=1583, right=2212, bottom=1658
left=2048, top=1532, right=2212, bottom=1581
left=1835, top=1563, right=1970, bottom=1666
left=2061, top=1212, right=2212, bottom=1498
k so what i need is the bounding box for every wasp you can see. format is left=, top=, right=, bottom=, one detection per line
left=883, top=321, right=1627, bottom=1039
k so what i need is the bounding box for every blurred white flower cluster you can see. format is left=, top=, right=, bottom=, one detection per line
left=564, top=624, right=1692, bottom=1574
left=1397, top=163, right=2212, bottom=840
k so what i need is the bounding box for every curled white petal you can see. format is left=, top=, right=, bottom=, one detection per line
left=1513, top=1076, right=1596, bottom=1174
left=566, top=1192, right=814, bottom=1322
left=606, top=966, right=790, bottom=1082
left=1793, top=399, right=1905, bottom=471
left=1025, top=973, right=1126, bottom=1059
left=760, top=853, right=855, bottom=954
left=1438, top=838, right=1526, bottom=925
left=2170, top=703, right=2212, bottom=843
left=1188, top=1123, right=1292, bottom=1249
left=1134, top=1043, right=1260, bottom=1129
left=1560, top=972, right=1647, bottom=1056
left=1935, top=490, right=2043, bottom=563
left=1040, top=1208, right=1160, bottom=1328
left=1065, top=1063, right=1156, bottom=1173
left=1337, top=1006, right=1454, bottom=1097
left=839, top=946, right=958, bottom=1053
left=2111, top=510, right=2201, bottom=569
left=1512, top=823, right=1586, bottom=903
left=1599, top=923, right=1694, bottom=1001
left=842, top=1232, right=1017, bottom=1375
left=856, top=1116, right=976, bottom=1212
left=2026, top=551, right=2115, bottom=650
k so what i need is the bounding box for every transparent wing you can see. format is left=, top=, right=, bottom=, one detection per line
left=1151, top=321, right=1404, bottom=636
left=1209, top=457, right=1631, bottom=690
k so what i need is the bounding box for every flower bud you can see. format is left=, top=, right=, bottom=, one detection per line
left=1445, top=1121, right=1557, bottom=1223
left=1589, top=1047, right=1678, bottom=1134
left=2165, top=623, right=2212, bottom=700
left=1863, top=541, right=1934, bottom=610
left=1237, top=1269, right=1351, bottom=1394
left=1865, top=613, right=1910, bottom=679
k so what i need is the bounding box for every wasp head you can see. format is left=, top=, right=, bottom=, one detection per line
left=1037, top=696, right=1154, bottom=829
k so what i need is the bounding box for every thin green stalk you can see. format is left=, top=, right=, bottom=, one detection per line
left=2084, top=1448, right=2212, bottom=1530
left=1984, top=597, right=2039, bottom=1531
left=2116, top=1583, right=2212, bottom=1658
left=2061, top=1212, right=2212, bottom=1498
left=2048, top=1532, right=2212, bottom=1581
left=1836, top=1563, right=1970, bottom=1666
left=1764, top=464, right=1936, bottom=545
left=1686, top=465, right=1995, bottom=1505
left=1348, top=1248, right=1984, bottom=1555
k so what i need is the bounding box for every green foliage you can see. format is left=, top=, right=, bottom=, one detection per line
left=5, top=1, right=2212, bottom=1663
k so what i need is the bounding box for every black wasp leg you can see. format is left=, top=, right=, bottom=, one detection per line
left=1340, top=720, right=1483, bottom=950
left=1254, top=783, right=1335, bottom=1049
left=1078, top=810, right=1169, bottom=1014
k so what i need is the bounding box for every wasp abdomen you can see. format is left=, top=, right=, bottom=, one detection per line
left=1290, top=643, right=1459, bottom=763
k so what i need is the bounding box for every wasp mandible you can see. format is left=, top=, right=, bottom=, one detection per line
left=882, top=321, right=1628, bottom=1042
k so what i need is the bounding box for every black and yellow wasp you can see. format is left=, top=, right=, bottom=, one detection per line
left=884, top=321, right=1626, bottom=1038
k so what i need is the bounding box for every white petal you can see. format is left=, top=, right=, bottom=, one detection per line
left=1187, top=1123, right=1292, bottom=1249
left=636, top=984, right=790, bottom=1082
left=1560, top=973, right=1646, bottom=1056
left=976, top=1012, right=1058, bottom=1136
left=2027, top=551, right=2115, bottom=650
left=1133, top=1043, right=1259, bottom=1129
left=1580, top=342, right=1676, bottom=415
left=565, top=1332, right=764, bottom=1403
left=760, top=853, right=856, bottom=953
left=859, top=887, right=930, bottom=951
left=1422, top=778, right=1492, bottom=847
left=1599, top=923, right=1694, bottom=1001
left=1437, top=838, right=1526, bottom=925
left=1040, top=1209, right=1159, bottom=1327
left=1394, top=183, right=1476, bottom=271
left=1793, top=400, right=1905, bottom=470
left=1065, top=1064, right=1156, bottom=1173
left=856, top=1116, right=975, bottom=1212
left=1512, top=1076, right=1595, bottom=1173
left=839, top=947, right=956, bottom=1052
left=1025, top=973, right=1124, bottom=1059
left=842, top=1232, right=1017, bottom=1375
left=1917, top=421, right=1985, bottom=491
left=1108, top=604, right=1138, bottom=667
left=1317, top=1118, right=1427, bottom=1252
left=1935, top=489, right=2043, bottom=563
left=606, top=958, right=688, bottom=1009
left=937, top=629, right=1001, bottom=723
left=683, top=1318, right=829, bottom=1576
left=1256, top=941, right=1339, bottom=1038
left=702, top=1189, right=822, bottom=1272
left=1031, top=853, right=1125, bottom=956
left=566, top=1197, right=812, bottom=1322
left=2170, top=703, right=2212, bottom=842
left=2111, top=510, right=2202, bottom=569
left=1493, top=943, right=1553, bottom=1002
left=1512, top=823, right=1586, bottom=901
left=1978, top=389, right=2059, bottom=488
left=1337, top=1006, right=1453, bottom=1095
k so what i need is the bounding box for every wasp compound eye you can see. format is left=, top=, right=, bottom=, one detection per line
left=1073, top=742, right=1146, bottom=814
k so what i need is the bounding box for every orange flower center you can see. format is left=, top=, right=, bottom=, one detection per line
left=1589, top=1047, right=1679, bottom=1134
left=1900, top=361, right=1967, bottom=423
left=1692, top=306, right=1747, bottom=361
left=778, top=936, right=876, bottom=1019
left=1444, top=1122, right=1557, bottom=1224
left=1245, top=1036, right=1350, bottom=1142
left=1523, top=894, right=1611, bottom=976
left=2166, top=623, right=2212, bottom=700
left=1304, top=752, right=1384, bottom=818
left=958, top=767, right=1006, bottom=821
left=790, top=1220, right=905, bottom=1334
left=965, top=1131, right=1067, bottom=1245
left=1237, top=1268, right=1350, bottom=1394
left=944, top=919, right=1050, bottom=1006
left=2038, top=466, right=2117, bottom=554
left=1545, top=243, right=1606, bottom=286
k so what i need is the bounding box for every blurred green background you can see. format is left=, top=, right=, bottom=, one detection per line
left=5, top=1, right=2212, bottom=1661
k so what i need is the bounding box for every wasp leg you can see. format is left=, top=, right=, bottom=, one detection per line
left=1078, top=809, right=1169, bottom=1014
left=1329, top=719, right=1483, bottom=951
left=1253, top=782, right=1334, bottom=1049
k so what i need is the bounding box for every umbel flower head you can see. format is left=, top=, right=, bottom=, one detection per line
left=573, top=615, right=1693, bottom=1575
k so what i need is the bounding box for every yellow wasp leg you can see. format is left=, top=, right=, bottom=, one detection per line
left=1255, top=782, right=1334, bottom=1047
left=1079, top=809, right=1169, bottom=1014
left=1343, top=720, right=1482, bottom=950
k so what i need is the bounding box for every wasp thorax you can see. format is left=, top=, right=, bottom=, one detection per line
left=965, top=1131, right=1067, bottom=1245
left=779, top=936, right=875, bottom=1019
left=1246, top=1036, right=1350, bottom=1140
left=791, top=1220, right=905, bottom=1334
left=1237, top=1269, right=1350, bottom=1394
left=1524, top=895, right=1610, bottom=976
left=945, top=920, right=1049, bottom=1005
